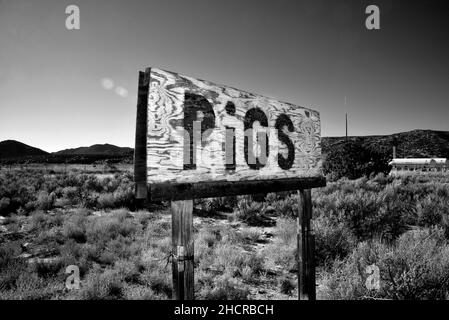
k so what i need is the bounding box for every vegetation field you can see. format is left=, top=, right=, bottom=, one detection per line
left=1, top=167, right=449, bottom=300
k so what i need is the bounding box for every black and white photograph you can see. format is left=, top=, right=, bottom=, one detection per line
left=1, top=0, right=449, bottom=309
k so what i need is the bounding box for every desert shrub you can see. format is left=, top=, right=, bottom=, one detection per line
left=81, top=192, right=100, bottom=209
left=242, top=253, right=265, bottom=276
left=82, top=176, right=104, bottom=193
left=314, top=182, right=416, bottom=243
left=59, top=240, right=90, bottom=276
left=0, top=243, right=63, bottom=300
left=198, top=197, right=238, bottom=214
left=141, top=267, right=171, bottom=298
left=0, top=260, right=28, bottom=292
left=54, top=197, right=72, bottom=208
left=30, top=211, right=50, bottom=230
left=271, top=196, right=298, bottom=218
left=323, top=140, right=391, bottom=181
left=35, top=191, right=56, bottom=211
left=320, top=227, right=449, bottom=300
left=61, top=186, right=80, bottom=205
left=99, top=251, right=117, bottom=265
left=144, top=218, right=170, bottom=239
left=62, top=210, right=89, bottom=243
left=279, top=277, right=295, bottom=295
left=0, top=243, right=21, bottom=269
left=94, top=188, right=135, bottom=210
left=2, top=272, right=62, bottom=300
left=195, top=226, right=220, bottom=255
left=110, top=208, right=131, bottom=221
left=275, top=218, right=296, bottom=244
left=239, top=227, right=262, bottom=243
left=97, top=193, right=116, bottom=209
left=236, top=197, right=272, bottom=226
left=416, top=193, right=449, bottom=229
left=30, top=260, right=64, bottom=279
left=213, top=243, right=246, bottom=274
left=81, top=243, right=104, bottom=264
left=0, top=197, right=11, bottom=215
left=30, top=211, right=64, bottom=231
left=208, top=240, right=265, bottom=278
left=371, top=173, right=394, bottom=186
left=263, top=218, right=297, bottom=271
left=133, top=211, right=152, bottom=227
left=0, top=244, right=26, bottom=291
left=113, top=259, right=142, bottom=284
left=313, top=215, right=356, bottom=267
left=113, top=185, right=135, bottom=210
left=198, top=272, right=250, bottom=300
left=240, top=266, right=253, bottom=282
left=86, top=215, right=138, bottom=245
left=265, top=193, right=279, bottom=203
left=105, top=236, right=141, bottom=261
left=0, top=171, right=137, bottom=213
left=122, top=285, right=159, bottom=300
left=79, top=267, right=124, bottom=300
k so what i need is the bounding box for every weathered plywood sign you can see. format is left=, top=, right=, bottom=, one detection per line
left=134, top=68, right=324, bottom=201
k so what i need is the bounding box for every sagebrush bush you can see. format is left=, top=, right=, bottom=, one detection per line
left=197, top=197, right=237, bottom=214
left=320, top=227, right=449, bottom=300
left=263, top=218, right=297, bottom=271
left=0, top=197, right=11, bottom=215
left=236, top=197, right=272, bottom=226
left=271, top=196, right=298, bottom=218
left=113, top=259, right=142, bottom=284
left=323, top=139, right=391, bottom=181
left=79, top=267, right=124, bottom=300
left=314, top=174, right=449, bottom=246
left=97, top=193, right=116, bottom=209
left=313, top=215, right=356, bottom=267
left=35, top=191, right=56, bottom=211
left=1, top=168, right=449, bottom=300
left=85, top=214, right=139, bottom=245
left=239, top=227, right=262, bottom=243
left=62, top=209, right=89, bottom=243
left=0, top=170, right=137, bottom=214
left=62, top=187, right=79, bottom=205
left=279, top=277, right=295, bottom=295
left=198, top=272, right=250, bottom=300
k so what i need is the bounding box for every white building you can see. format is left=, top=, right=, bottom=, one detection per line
left=389, top=158, right=448, bottom=172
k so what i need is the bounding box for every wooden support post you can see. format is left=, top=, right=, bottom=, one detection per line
left=171, top=199, right=194, bottom=300
left=134, top=69, right=150, bottom=209
left=297, top=189, right=316, bottom=300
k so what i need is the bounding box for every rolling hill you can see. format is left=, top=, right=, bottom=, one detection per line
left=0, top=140, right=49, bottom=159
left=321, top=129, right=449, bottom=159
left=55, top=144, right=133, bottom=156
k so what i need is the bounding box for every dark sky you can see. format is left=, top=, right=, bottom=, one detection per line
left=0, top=0, right=448, bottom=152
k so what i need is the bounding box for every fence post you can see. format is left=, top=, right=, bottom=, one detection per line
left=171, top=199, right=194, bottom=300
left=297, top=189, right=316, bottom=300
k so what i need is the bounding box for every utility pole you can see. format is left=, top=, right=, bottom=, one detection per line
left=345, top=113, right=348, bottom=143
left=345, top=96, right=348, bottom=143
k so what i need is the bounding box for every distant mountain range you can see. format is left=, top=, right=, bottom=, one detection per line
left=0, top=141, right=133, bottom=164
left=0, top=129, right=448, bottom=163
left=0, top=140, right=49, bottom=159
left=322, top=130, right=449, bottom=159
left=55, top=144, right=133, bottom=156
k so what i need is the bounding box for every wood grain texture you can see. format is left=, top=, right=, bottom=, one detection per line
left=297, top=189, right=316, bottom=300
left=171, top=200, right=194, bottom=300
left=146, top=68, right=323, bottom=185
left=134, top=69, right=150, bottom=202
left=149, top=176, right=326, bottom=201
